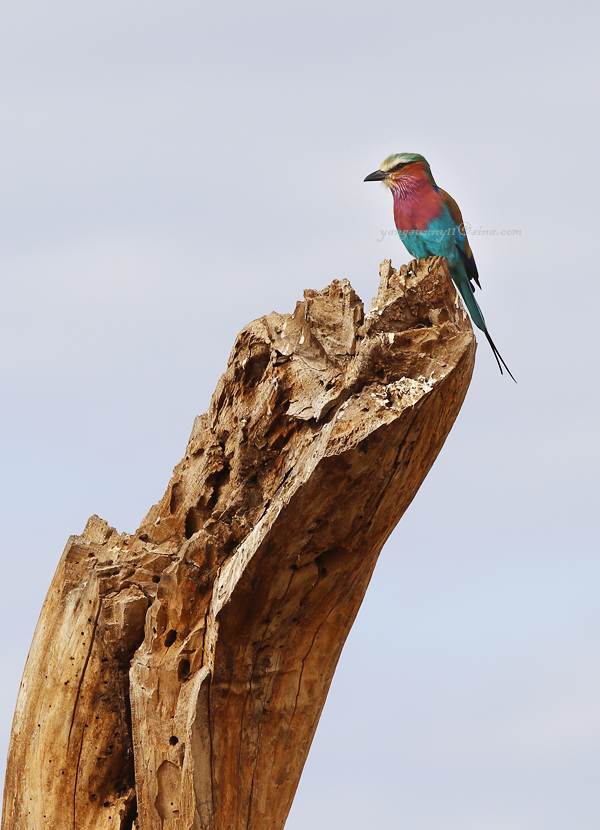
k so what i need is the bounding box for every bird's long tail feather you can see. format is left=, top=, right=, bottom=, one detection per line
left=453, top=267, right=517, bottom=382
left=484, top=330, right=517, bottom=383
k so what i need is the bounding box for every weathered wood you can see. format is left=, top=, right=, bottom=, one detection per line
left=2, top=257, right=475, bottom=830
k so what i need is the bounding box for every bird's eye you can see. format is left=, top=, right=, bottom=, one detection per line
left=389, top=162, right=407, bottom=173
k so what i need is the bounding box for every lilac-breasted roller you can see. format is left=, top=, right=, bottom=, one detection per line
left=364, top=152, right=515, bottom=380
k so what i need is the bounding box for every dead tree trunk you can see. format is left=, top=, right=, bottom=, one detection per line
left=2, top=257, right=475, bottom=830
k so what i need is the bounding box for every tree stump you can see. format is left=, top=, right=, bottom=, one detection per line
left=2, top=257, right=475, bottom=830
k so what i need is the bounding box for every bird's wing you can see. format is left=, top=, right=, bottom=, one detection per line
left=439, top=187, right=481, bottom=290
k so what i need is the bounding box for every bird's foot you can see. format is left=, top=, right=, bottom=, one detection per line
left=426, top=255, right=445, bottom=272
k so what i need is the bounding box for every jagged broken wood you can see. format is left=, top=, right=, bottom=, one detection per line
left=3, top=256, right=475, bottom=830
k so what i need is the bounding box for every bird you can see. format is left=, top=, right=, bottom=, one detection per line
left=364, top=153, right=515, bottom=381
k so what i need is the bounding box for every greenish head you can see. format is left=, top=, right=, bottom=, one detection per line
left=364, top=153, right=436, bottom=186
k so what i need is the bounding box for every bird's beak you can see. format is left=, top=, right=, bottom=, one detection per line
left=364, top=169, right=388, bottom=182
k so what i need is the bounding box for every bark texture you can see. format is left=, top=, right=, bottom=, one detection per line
left=3, top=257, right=475, bottom=830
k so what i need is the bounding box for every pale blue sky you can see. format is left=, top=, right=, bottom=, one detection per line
left=1, top=1, right=599, bottom=827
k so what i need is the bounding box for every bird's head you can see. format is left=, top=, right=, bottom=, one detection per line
left=364, top=153, right=436, bottom=188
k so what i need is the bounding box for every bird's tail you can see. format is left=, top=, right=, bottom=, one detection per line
left=454, top=271, right=517, bottom=382
left=483, top=329, right=517, bottom=382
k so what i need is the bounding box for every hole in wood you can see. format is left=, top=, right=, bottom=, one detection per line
left=177, top=659, right=191, bottom=682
